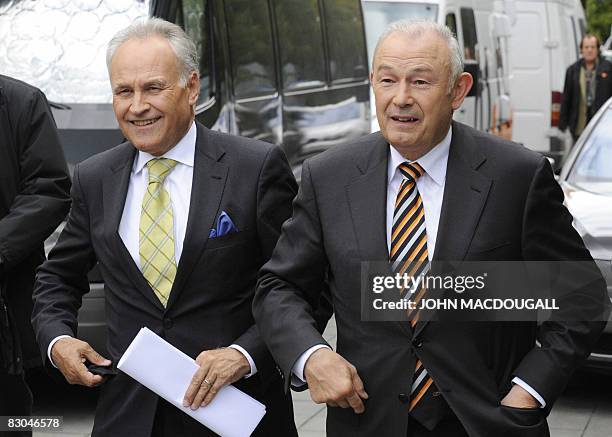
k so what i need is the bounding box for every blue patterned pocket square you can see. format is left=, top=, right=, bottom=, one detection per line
left=209, top=211, right=238, bottom=238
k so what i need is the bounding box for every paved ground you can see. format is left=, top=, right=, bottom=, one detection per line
left=30, top=318, right=612, bottom=436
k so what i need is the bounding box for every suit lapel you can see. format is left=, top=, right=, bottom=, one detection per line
left=346, top=133, right=390, bottom=264
left=102, top=144, right=165, bottom=310
left=346, top=134, right=414, bottom=337
left=414, top=122, right=492, bottom=337
left=167, top=124, right=228, bottom=308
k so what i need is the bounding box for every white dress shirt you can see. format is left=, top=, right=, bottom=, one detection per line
left=49, top=121, right=256, bottom=377
left=291, top=127, right=545, bottom=407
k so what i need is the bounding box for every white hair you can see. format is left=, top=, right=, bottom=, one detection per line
left=373, top=19, right=464, bottom=94
left=106, top=17, right=198, bottom=86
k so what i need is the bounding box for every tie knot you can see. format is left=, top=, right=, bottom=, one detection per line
left=398, top=162, right=425, bottom=181
left=147, top=158, right=178, bottom=184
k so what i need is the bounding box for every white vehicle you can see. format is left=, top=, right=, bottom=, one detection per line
left=362, top=0, right=514, bottom=139
left=504, top=0, right=586, bottom=165
left=603, top=27, right=612, bottom=63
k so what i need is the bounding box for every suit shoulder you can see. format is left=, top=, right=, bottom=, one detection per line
left=206, top=129, right=275, bottom=160
left=76, top=142, right=134, bottom=178
left=0, top=75, right=42, bottom=99
left=0, top=75, right=49, bottom=114
left=306, top=131, right=385, bottom=170
left=456, top=124, right=546, bottom=183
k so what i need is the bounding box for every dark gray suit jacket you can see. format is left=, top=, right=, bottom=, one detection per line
left=32, top=122, right=298, bottom=437
left=253, top=121, right=610, bottom=437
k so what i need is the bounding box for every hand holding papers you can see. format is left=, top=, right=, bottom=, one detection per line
left=117, top=327, right=266, bottom=437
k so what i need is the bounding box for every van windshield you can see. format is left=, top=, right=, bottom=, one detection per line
left=362, top=1, right=438, bottom=67
left=0, top=0, right=150, bottom=104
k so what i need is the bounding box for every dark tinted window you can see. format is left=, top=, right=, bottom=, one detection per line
left=445, top=13, right=457, bottom=38
left=460, top=7, right=477, bottom=61
left=578, top=18, right=586, bottom=40
left=274, top=0, right=326, bottom=90
left=157, top=0, right=212, bottom=104
left=322, top=0, right=367, bottom=82
left=225, top=0, right=277, bottom=99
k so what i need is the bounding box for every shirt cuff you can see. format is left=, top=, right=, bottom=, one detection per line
left=512, top=376, right=546, bottom=408
left=291, top=344, right=331, bottom=387
left=47, top=335, right=72, bottom=368
left=228, top=344, right=257, bottom=378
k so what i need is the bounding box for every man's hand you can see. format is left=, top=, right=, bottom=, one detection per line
left=183, top=348, right=251, bottom=410
left=304, top=348, right=368, bottom=414
left=51, top=337, right=111, bottom=387
left=501, top=384, right=540, bottom=409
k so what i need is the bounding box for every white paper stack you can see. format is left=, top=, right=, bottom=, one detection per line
left=117, top=327, right=266, bottom=437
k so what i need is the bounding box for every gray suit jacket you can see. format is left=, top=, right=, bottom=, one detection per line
left=254, top=121, right=609, bottom=437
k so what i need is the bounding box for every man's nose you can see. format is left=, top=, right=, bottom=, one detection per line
left=392, top=81, right=414, bottom=107
left=129, top=92, right=150, bottom=114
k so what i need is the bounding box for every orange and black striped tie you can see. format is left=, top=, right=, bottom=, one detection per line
left=390, top=162, right=435, bottom=419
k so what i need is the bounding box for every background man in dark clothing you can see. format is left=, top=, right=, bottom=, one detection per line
left=0, top=75, right=71, bottom=435
left=559, top=34, right=612, bottom=141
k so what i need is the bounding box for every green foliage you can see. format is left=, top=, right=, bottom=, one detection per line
left=586, top=0, right=612, bottom=43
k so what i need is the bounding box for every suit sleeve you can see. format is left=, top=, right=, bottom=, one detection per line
left=230, top=146, right=298, bottom=378
left=31, top=163, right=97, bottom=365
left=0, top=88, right=71, bottom=270
left=512, top=157, right=610, bottom=408
left=253, top=159, right=333, bottom=390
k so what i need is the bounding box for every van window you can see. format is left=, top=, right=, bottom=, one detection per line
left=180, top=0, right=212, bottom=103
left=570, top=18, right=579, bottom=59
left=322, top=0, right=367, bottom=82
left=225, top=0, right=277, bottom=99
left=446, top=13, right=457, bottom=37
left=274, top=0, right=326, bottom=90
left=460, top=7, right=477, bottom=61
left=578, top=18, right=586, bottom=40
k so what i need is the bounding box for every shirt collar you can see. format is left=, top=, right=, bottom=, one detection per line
left=133, top=120, right=197, bottom=174
left=387, top=126, right=451, bottom=187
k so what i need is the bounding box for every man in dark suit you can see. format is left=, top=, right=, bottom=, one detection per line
left=32, top=18, right=297, bottom=437
left=253, top=20, right=610, bottom=437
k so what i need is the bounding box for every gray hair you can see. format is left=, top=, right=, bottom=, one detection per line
left=373, top=20, right=464, bottom=94
left=106, top=17, right=198, bottom=86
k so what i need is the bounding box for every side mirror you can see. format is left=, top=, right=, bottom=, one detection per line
left=463, top=62, right=480, bottom=98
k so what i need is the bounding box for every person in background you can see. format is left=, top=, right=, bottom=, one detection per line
left=559, top=34, right=612, bottom=142
left=0, top=75, right=71, bottom=436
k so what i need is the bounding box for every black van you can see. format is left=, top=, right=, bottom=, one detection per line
left=151, top=0, right=371, bottom=178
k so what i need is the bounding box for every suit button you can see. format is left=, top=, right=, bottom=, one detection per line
left=163, top=318, right=173, bottom=329
left=398, top=393, right=410, bottom=404
left=432, top=391, right=441, bottom=397
left=413, top=339, right=423, bottom=348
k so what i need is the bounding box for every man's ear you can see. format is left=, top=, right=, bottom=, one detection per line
left=450, top=72, right=474, bottom=110
left=187, top=71, right=200, bottom=105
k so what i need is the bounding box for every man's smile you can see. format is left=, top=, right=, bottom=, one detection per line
left=130, top=117, right=161, bottom=127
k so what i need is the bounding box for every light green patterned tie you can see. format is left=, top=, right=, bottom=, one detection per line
left=139, top=158, right=178, bottom=307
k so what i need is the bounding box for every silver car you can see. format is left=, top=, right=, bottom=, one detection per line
left=559, top=96, right=612, bottom=371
